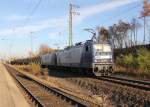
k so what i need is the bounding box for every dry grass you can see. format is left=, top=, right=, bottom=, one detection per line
left=15, top=63, right=42, bottom=75
left=115, top=66, right=150, bottom=80
left=15, top=65, right=32, bottom=72
left=29, top=63, right=41, bottom=75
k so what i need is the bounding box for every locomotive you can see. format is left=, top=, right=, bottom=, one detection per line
left=41, top=39, right=114, bottom=76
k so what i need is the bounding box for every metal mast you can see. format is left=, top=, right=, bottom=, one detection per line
left=144, top=16, right=146, bottom=43
left=68, top=3, right=79, bottom=46
left=30, top=31, right=34, bottom=56
left=69, top=3, right=73, bottom=46
left=140, top=0, right=150, bottom=44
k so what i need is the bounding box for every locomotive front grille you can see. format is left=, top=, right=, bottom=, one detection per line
left=93, top=63, right=113, bottom=76
left=94, top=59, right=112, bottom=63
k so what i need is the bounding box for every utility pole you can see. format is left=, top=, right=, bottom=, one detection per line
left=9, top=42, right=12, bottom=59
left=69, top=3, right=72, bottom=46
left=53, top=43, right=59, bottom=50
left=132, top=18, right=138, bottom=45
left=139, top=0, right=150, bottom=44
left=30, top=31, right=34, bottom=57
left=132, top=18, right=136, bottom=45
left=144, top=16, right=146, bottom=43
left=1, top=38, right=13, bottom=60
left=68, top=3, right=79, bottom=46
left=135, top=20, right=138, bottom=45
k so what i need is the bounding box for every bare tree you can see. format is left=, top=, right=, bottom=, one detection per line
left=28, top=51, right=35, bottom=57
left=109, top=20, right=131, bottom=48
left=130, top=18, right=142, bottom=46
left=96, top=27, right=111, bottom=44
left=38, top=44, right=56, bottom=55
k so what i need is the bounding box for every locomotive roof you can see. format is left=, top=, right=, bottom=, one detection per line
left=44, top=40, right=112, bottom=55
left=56, top=40, right=112, bottom=51
left=64, top=40, right=92, bottom=49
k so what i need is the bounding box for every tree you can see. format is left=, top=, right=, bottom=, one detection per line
left=38, top=44, right=56, bottom=55
left=97, top=27, right=110, bottom=43
left=109, top=20, right=131, bottom=48
left=130, top=18, right=142, bottom=46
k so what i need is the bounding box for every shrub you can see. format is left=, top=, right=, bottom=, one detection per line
left=137, top=48, right=150, bottom=73
left=115, top=48, right=150, bottom=74
left=116, top=55, right=124, bottom=66
left=124, top=54, right=133, bottom=68
left=30, top=63, right=41, bottom=75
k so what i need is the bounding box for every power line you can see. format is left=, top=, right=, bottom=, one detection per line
left=29, top=0, right=42, bottom=19
left=26, top=0, right=33, bottom=10
left=12, top=0, right=43, bottom=33
left=103, top=3, right=141, bottom=23
left=23, top=0, right=43, bottom=26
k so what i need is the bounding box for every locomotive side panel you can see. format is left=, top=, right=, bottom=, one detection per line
left=56, top=46, right=84, bottom=67
left=80, top=41, right=93, bottom=68
left=41, top=53, right=56, bottom=66
left=69, top=46, right=84, bottom=67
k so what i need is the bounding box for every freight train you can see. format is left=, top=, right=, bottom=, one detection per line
left=41, top=40, right=113, bottom=76
left=11, top=39, right=114, bottom=76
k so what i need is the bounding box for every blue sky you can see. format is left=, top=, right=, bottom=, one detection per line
left=0, top=0, right=149, bottom=59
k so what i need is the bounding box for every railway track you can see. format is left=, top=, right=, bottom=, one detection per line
left=5, top=65, right=92, bottom=107
left=98, top=76, right=150, bottom=91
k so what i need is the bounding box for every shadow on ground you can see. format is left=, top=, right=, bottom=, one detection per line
left=48, top=70, right=93, bottom=78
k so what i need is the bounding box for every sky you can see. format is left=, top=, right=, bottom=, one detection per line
left=0, top=0, right=149, bottom=59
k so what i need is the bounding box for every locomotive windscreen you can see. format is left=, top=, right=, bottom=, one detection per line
left=93, top=43, right=113, bottom=63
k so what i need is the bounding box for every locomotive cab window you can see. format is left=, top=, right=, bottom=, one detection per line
left=85, top=45, right=89, bottom=52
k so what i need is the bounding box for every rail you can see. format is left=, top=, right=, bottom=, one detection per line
left=98, top=76, right=150, bottom=91
left=5, top=65, right=88, bottom=107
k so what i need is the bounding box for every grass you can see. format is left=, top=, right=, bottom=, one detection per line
left=16, top=62, right=49, bottom=77
left=29, top=62, right=41, bottom=75
left=115, top=67, right=150, bottom=79
left=15, top=65, right=32, bottom=72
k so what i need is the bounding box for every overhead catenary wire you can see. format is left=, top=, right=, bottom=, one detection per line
left=103, top=3, right=142, bottom=24
left=26, top=0, right=33, bottom=11
left=91, top=2, right=141, bottom=36
left=18, top=0, right=42, bottom=58
left=12, top=0, right=43, bottom=33
left=95, top=2, right=149, bottom=47
left=23, top=0, right=43, bottom=26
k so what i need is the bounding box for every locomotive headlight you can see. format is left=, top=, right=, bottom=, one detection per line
left=110, top=59, right=113, bottom=62
left=100, top=59, right=106, bottom=62
left=94, top=59, right=97, bottom=62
